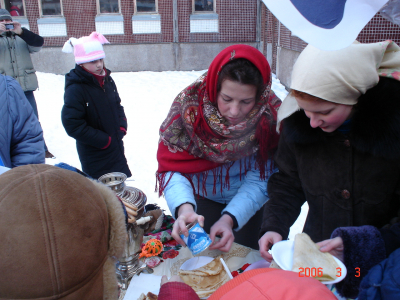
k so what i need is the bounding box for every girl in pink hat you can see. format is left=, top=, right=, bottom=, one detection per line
left=61, top=32, right=131, bottom=179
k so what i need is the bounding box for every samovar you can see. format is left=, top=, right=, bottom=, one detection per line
left=98, top=172, right=153, bottom=289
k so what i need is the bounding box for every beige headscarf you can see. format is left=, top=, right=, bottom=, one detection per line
left=277, top=40, right=400, bottom=132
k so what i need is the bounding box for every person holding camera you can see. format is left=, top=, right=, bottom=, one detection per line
left=0, top=9, right=53, bottom=158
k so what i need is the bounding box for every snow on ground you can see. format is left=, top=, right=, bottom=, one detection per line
left=36, top=70, right=307, bottom=240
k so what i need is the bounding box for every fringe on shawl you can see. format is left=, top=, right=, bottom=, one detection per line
left=155, top=155, right=275, bottom=198
left=255, top=113, right=280, bottom=180
left=155, top=92, right=280, bottom=197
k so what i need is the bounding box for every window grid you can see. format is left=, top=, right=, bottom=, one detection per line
left=193, top=0, right=215, bottom=14
left=39, top=0, right=63, bottom=17
left=97, top=0, right=121, bottom=15
left=134, top=0, right=157, bottom=14
left=0, top=0, right=26, bottom=17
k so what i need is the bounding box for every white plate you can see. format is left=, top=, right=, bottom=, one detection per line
left=180, top=256, right=214, bottom=271
left=244, top=259, right=271, bottom=272
left=180, top=257, right=232, bottom=278
left=271, top=240, right=347, bottom=284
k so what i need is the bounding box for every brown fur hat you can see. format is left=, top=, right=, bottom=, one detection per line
left=0, top=164, right=126, bottom=299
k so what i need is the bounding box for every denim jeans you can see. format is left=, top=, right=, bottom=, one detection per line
left=24, top=91, right=48, bottom=152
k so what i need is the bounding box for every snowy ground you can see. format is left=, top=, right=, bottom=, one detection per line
left=36, top=70, right=307, bottom=240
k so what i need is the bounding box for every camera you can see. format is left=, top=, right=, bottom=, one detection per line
left=5, top=23, right=14, bottom=30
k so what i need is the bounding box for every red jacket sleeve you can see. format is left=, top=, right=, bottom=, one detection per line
left=158, top=282, right=200, bottom=300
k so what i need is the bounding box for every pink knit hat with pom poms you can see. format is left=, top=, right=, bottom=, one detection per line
left=62, top=32, right=110, bottom=64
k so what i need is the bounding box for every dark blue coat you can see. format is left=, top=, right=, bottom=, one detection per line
left=359, top=248, right=400, bottom=300
left=0, top=74, right=44, bottom=167
left=61, top=65, right=131, bottom=179
left=331, top=221, right=400, bottom=299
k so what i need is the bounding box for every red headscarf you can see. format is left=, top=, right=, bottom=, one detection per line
left=156, top=44, right=280, bottom=196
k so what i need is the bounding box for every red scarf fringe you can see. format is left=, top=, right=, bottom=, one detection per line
left=255, top=113, right=280, bottom=180
left=155, top=154, right=276, bottom=198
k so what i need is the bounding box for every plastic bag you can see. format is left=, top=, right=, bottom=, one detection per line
left=380, top=0, right=400, bottom=26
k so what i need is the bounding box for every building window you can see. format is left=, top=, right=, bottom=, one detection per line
left=95, top=0, right=123, bottom=34
left=190, top=0, right=217, bottom=33
left=37, top=0, right=66, bottom=35
left=2, top=0, right=25, bottom=17
left=40, top=0, right=62, bottom=16
left=135, top=0, right=157, bottom=13
left=132, top=0, right=159, bottom=34
left=193, top=0, right=214, bottom=13
left=98, top=0, right=120, bottom=14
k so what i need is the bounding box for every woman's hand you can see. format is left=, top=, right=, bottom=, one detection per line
left=160, top=275, right=183, bottom=286
left=209, top=214, right=235, bottom=252
left=258, top=231, right=282, bottom=262
left=317, top=237, right=344, bottom=262
left=171, top=203, right=204, bottom=247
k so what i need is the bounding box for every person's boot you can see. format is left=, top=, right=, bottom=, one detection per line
left=45, top=151, right=55, bottom=159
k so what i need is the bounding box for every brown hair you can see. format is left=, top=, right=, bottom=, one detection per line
left=217, top=58, right=264, bottom=102
left=291, top=90, right=325, bottom=102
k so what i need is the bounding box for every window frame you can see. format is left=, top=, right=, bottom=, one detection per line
left=38, top=0, right=64, bottom=17
left=134, top=0, right=158, bottom=15
left=192, top=0, right=216, bottom=14
left=0, top=0, right=27, bottom=18
left=96, top=0, right=121, bottom=15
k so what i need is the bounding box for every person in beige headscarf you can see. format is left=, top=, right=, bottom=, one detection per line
left=258, top=40, right=400, bottom=298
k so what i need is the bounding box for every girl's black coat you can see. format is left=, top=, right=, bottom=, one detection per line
left=62, top=65, right=131, bottom=179
left=261, top=77, right=400, bottom=247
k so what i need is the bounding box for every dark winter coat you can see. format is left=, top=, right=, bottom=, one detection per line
left=260, top=77, right=400, bottom=243
left=0, top=74, right=44, bottom=167
left=62, top=65, right=131, bottom=179
left=331, top=222, right=400, bottom=298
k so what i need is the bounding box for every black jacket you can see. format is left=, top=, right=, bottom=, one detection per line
left=260, top=77, right=400, bottom=245
left=61, top=65, right=131, bottom=179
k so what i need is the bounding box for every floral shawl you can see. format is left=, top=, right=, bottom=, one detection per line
left=156, top=44, right=280, bottom=196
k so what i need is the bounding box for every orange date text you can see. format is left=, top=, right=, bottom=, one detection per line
left=298, top=267, right=342, bottom=277
left=298, top=267, right=323, bottom=277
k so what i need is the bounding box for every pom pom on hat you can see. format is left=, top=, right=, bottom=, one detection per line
left=62, top=37, right=77, bottom=53
left=62, top=32, right=110, bottom=64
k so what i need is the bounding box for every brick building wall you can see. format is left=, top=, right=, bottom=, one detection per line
left=2, top=0, right=258, bottom=46
left=177, top=0, right=257, bottom=43
left=24, top=0, right=174, bottom=45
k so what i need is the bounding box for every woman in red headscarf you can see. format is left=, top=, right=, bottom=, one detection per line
left=156, top=44, right=280, bottom=251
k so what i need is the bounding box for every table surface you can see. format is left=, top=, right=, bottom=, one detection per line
left=122, top=242, right=263, bottom=300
